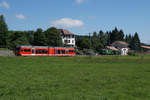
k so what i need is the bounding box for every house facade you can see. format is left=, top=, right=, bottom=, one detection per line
left=112, top=41, right=129, bottom=55
left=58, top=29, right=75, bottom=47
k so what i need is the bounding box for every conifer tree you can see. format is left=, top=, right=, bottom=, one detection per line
left=118, top=30, right=124, bottom=41
left=130, top=32, right=141, bottom=51
left=0, top=15, right=8, bottom=47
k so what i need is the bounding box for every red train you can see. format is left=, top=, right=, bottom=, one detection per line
left=15, top=45, right=75, bottom=56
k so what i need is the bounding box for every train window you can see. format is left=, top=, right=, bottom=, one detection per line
left=24, top=49, right=31, bottom=52
left=69, top=50, right=75, bottom=53
left=21, top=49, right=23, bottom=52
left=43, top=50, right=48, bottom=53
left=62, top=50, right=65, bottom=54
left=24, top=49, right=27, bottom=52
left=28, top=49, right=31, bottom=52
left=58, top=50, right=61, bottom=54
left=16, top=48, right=20, bottom=52
left=36, top=50, right=39, bottom=54
left=55, top=50, right=64, bottom=54
left=39, top=49, right=42, bottom=53
left=55, top=50, right=58, bottom=54
left=55, top=50, right=60, bottom=54
left=36, top=49, right=48, bottom=54
left=32, top=49, right=34, bottom=54
left=64, top=50, right=65, bottom=54
left=66, top=50, right=68, bottom=54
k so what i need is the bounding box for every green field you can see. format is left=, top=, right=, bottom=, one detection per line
left=0, top=56, right=150, bottom=100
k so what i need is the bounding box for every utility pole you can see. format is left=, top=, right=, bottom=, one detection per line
left=89, top=33, right=91, bottom=49
left=89, top=33, right=92, bottom=59
left=141, top=47, right=144, bottom=60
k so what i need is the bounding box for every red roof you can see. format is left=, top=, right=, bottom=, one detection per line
left=141, top=46, right=150, bottom=50
left=113, top=41, right=128, bottom=46
left=58, top=29, right=73, bottom=35
left=106, top=46, right=118, bottom=51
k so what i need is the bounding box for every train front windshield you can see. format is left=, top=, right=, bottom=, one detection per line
left=15, top=47, right=20, bottom=52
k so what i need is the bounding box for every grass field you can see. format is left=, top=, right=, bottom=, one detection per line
left=0, top=56, right=150, bottom=100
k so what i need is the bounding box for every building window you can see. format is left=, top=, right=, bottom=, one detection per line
left=64, top=40, right=71, bottom=44
left=64, top=40, right=67, bottom=44
left=72, top=40, right=74, bottom=43
left=72, top=35, right=74, bottom=38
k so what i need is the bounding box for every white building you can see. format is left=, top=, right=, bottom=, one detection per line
left=58, top=29, right=75, bottom=47
left=112, top=41, right=129, bottom=56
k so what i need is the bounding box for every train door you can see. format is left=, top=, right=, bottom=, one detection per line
left=32, top=48, right=35, bottom=56
left=66, top=49, right=68, bottom=56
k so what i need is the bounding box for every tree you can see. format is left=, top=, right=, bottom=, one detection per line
left=0, top=15, right=8, bottom=47
left=76, top=35, right=90, bottom=49
left=9, top=31, right=29, bottom=49
left=91, top=32, right=103, bottom=52
left=33, top=28, right=47, bottom=46
left=45, top=27, right=62, bottom=46
left=79, top=37, right=90, bottom=49
left=125, top=34, right=133, bottom=45
left=130, top=32, right=141, bottom=51
left=26, top=31, right=34, bottom=45
left=106, top=31, right=111, bottom=45
left=110, top=27, right=125, bottom=43
left=98, top=30, right=108, bottom=48
left=110, top=27, right=119, bottom=43
left=118, top=30, right=124, bottom=41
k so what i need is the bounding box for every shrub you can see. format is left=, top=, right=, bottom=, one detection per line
left=128, top=51, right=136, bottom=56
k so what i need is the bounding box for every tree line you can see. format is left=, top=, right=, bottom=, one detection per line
left=0, top=15, right=141, bottom=52
left=0, top=15, right=62, bottom=49
left=76, top=27, right=141, bottom=52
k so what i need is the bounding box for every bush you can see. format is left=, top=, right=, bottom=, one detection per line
left=128, top=51, right=136, bottom=56
left=76, top=50, right=84, bottom=55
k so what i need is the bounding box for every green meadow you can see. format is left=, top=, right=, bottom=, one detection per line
left=0, top=56, right=150, bottom=100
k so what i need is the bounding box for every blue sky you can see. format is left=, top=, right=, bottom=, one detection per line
left=0, top=0, right=150, bottom=43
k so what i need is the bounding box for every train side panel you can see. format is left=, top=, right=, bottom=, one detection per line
left=20, top=47, right=32, bottom=56
left=15, top=46, right=75, bottom=56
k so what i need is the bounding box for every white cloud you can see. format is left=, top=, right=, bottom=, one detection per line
left=0, top=1, right=10, bottom=9
left=76, top=0, right=85, bottom=4
left=51, top=18, right=84, bottom=28
left=16, top=14, right=26, bottom=20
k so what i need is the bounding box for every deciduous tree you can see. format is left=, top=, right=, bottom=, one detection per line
left=33, top=28, right=47, bottom=46
left=45, top=27, right=62, bottom=46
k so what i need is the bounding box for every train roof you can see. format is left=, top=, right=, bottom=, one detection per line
left=16, top=45, right=74, bottom=49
